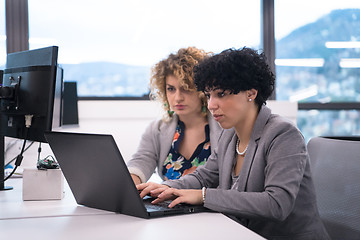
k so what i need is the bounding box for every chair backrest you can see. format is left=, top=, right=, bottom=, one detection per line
left=307, top=137, right=360, bottom=240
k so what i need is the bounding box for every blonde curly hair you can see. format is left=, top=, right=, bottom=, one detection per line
left=149, top=47, right=210, bottom=120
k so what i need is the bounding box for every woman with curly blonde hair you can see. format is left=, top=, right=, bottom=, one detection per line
left=127, top=47, right=222, bottom=184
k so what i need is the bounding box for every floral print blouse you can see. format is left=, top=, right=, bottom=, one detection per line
left=162, top=120, right=211, bottom=180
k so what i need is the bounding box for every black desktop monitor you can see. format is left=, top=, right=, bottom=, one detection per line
left=0, top=46, right=63, bottom=190
left=0, top=46, right=62, bottom=142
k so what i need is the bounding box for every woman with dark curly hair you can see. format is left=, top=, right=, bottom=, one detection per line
left=137, top=47, right=330, bottom=240
left=127, top=47, right=221, bottom=185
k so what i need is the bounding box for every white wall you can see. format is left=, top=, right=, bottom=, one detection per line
left=62, top=100, right=163, bottom=161
left=7, top=100, right=297, bottom=173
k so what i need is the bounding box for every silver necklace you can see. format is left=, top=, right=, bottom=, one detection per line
left=236, top=139, right=248, bottom=156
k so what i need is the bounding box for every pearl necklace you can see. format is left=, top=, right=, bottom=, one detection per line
left=236, top=139, right=248, bottom=156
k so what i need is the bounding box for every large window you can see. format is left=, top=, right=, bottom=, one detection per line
left=6, top=0, right=360, bottom=141
left=275, top=0, right=360, bottom=141
left=28, top=0, right=261, bottom=97
left=0, top=0, right=5, bottom=67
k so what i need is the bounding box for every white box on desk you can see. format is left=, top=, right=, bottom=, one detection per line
left=22, top=168, right=65, bottom=201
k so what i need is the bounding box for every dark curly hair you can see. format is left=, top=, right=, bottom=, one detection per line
left=194, top=47, right=275, bottom=107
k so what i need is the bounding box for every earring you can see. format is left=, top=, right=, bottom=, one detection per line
left=164, top=102, right=174, bottom=117
left=249, top=99, right=252, bottom=102
left=167, top=110, right=174, bottom=117
left=202, top=105, right=207, bottom=113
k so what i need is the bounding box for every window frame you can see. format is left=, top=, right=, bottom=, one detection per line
left=4, top=0, right=360, bottom=111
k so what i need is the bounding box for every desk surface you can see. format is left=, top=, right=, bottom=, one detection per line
left=1, top=178, right=265, bottom=240
left=0, top=178, right=112, bottom=220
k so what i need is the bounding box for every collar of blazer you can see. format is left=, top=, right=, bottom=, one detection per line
left=236, top=105, right=272, bottom=191
left=251, top=105, right=272, bottom=142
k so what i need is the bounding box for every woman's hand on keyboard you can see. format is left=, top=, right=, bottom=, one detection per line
left=151, top=188, right=203, bottom=208
left=136, top=182, right=169, bottom=199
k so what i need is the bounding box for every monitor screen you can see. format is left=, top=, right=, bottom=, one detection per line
left=0, top=46, right=63, bottom=143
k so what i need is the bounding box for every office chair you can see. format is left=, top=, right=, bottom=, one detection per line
left=307, top=136, right=360, bottom=240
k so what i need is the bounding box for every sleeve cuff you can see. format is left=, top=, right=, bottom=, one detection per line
left=128, top=167, right=146, bottom=183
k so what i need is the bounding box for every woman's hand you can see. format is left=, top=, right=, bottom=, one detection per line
left=136, top=182, right=170, bottom=199
left=152, top=188, right=203, bottom=208
left=131, top=174, right=142, bottom=185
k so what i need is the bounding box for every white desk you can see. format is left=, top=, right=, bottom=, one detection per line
left=0, top=178, right=112, bottom=220
left=0, top=179, right=265, bottom=240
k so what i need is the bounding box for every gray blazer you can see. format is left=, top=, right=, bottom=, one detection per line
left=127, top=113, right=222, bottom=183
left=163, top=106, right=330, bottom=240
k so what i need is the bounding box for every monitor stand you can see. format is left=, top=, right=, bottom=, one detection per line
left=0, top=135, right=13, bottom=191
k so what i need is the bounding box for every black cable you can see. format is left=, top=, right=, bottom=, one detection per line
left=4, top=141, right=35, bottom=168
left=3, top=114, right=34, bottom=167
left=16, top=129, right=28, bottom=166
left=37, top=142, right=42, bottom=162
left=2, top=166, right=18, bottom=181
left=1, top=127, right=29, bottom=183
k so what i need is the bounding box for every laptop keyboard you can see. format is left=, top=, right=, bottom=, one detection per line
left=145, top=203, right=170, bottom=211
left=143, top=198, right=183, bottom=211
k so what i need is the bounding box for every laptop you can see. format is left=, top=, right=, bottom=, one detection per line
left=44, top=131, right=209, bottom=219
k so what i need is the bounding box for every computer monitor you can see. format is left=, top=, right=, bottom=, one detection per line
left=62, top=81, right=79, bottom=125
left=0, top=46, right=63, bottom=190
